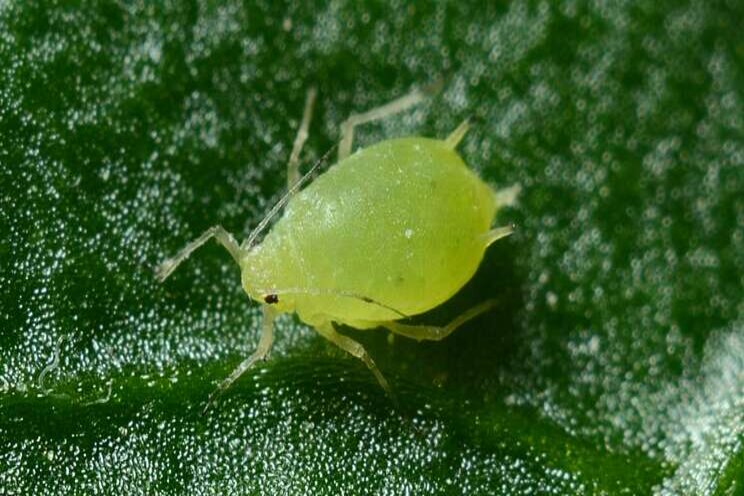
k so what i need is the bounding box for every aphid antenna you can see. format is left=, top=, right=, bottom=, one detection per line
left=257, top=287, right=408, bottom=319
left=241, top=143, right=338, bottom=251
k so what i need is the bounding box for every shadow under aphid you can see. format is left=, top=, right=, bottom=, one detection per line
left=333, top=240, right=525, bottom=399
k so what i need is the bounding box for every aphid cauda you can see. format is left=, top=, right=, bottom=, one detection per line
left=156, top=85, right=519, bottom=409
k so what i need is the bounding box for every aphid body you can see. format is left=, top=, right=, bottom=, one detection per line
left=156, top=85, right=519, bottom=408
left=246, top=137, right=499, bottom=327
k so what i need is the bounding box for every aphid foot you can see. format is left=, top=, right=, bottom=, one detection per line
left=202, top=305, right=276, bottom=415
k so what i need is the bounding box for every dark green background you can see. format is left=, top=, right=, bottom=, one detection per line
left=1, top=1, right=742, bottom=494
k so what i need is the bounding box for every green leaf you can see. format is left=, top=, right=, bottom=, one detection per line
left=1, top=1, right=742, bottom=494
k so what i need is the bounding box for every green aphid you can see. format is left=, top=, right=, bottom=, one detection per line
left=156, top=85, right=519, bottom=409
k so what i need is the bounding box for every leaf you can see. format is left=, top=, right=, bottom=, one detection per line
left=1, top=1, right=742, bottom=494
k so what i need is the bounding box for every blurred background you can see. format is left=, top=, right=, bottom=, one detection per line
left=1, top=1, right=742, bottom=494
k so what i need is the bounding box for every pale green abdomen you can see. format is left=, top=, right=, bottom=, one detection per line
left=243, top=137, right=497, bottom=326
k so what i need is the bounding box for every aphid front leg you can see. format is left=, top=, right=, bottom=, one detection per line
left=287, top=87, right=317, bottom=190
left=204, top=305, right=277, bottom=413
left=155, top=225, right=242, bottom=282
left=338, top=85, right=433, bottom=161
left=380, top=299, right=497, bottom=342
left=314, top=321, right=391, bottom=394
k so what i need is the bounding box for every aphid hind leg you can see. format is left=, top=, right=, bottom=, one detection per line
left=155, top=225, right=242, bottom=282
left=380, top=299, right=497, bottom=342
left=338, top=85, right=434, bottom=161
left=315, top=321, right=391, bottom=394
left=287, top=87, right=317, bottom=190
left=203, top=305, right=277, bottom=413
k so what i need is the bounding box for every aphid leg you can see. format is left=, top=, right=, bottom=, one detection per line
left=380, top=299, right=498, bottom=342
left=155, top=225, right=242, bottom=282
left=494, top=183, right=522, bottom=208
left=444, top=118, right=470, bottom=149
left=203, top=305, right=277, bottom=414
left=339, top=86, right=430, bottom=161
left=287, top=87, right=317, bottom=190
left=485, top=225, right=514, bottom=247
left=315, top=321, right=392, bottom=394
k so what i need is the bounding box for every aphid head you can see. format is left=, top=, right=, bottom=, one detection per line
left=232, top=145, right=338, bottom=314
left=238, top=244, right=297, bottom=314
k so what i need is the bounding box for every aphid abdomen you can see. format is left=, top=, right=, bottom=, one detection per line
left=243, top=137, right=498, bottom=325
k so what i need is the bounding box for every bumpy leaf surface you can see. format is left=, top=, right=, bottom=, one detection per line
left=1, top=2, right=742, bottom=494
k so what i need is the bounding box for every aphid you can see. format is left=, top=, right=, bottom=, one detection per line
left=156, top=85, right=519, bottom=408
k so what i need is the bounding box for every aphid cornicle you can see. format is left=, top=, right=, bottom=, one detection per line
left=156, top=84, right=519, bottom=408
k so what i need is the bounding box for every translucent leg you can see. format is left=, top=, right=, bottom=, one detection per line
left=315, top=321, right=391, bottom=394
left=338, top=83, right=437, bottom=161
left=155, top=225, right=242, bottom=282
left=287, top=87, right=317, bottom=190
left=203, top=305, right=276, bottom=413
left=380, top=299, right=497, bottom=342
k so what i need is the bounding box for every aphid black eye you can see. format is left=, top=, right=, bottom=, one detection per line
left=264, top=294, right=279, bottom=304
